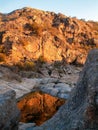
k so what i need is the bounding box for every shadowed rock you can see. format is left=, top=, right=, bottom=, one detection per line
left=32, top=49, right=98, bottom=130
left=0, top=89, right=20, bottom=130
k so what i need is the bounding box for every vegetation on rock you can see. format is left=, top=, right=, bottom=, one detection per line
left=0, top=7, right=98, bottom=66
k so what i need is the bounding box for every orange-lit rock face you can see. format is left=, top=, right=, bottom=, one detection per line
left=17, top=91, right=65, bottom=125
left=0, top=7, right=97, bottom=65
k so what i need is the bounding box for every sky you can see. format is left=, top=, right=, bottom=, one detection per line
left=0, top=0, right=98, bottom=21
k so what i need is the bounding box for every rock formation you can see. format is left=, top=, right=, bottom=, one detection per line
left=0, top=7, right=98, bottom=65
left=0, top=89, right=20, bottom=130
left=0, top=7, right=98, bottom=130
left=32, top=49, right=98, bottom=130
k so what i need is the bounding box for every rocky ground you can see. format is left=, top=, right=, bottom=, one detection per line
left=31, top=49, right=98, bottom=130
left=0, top=7, right=98, bottom=130
left=0, top=63, right=82, bottom=100
left=0, top=62, right=82, bottom=129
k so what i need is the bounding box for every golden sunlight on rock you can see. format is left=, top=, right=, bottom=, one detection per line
left=17, top=91, right=65, bottom=126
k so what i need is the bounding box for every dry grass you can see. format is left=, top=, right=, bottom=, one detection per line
left=15, top=61, right=36, bottom=71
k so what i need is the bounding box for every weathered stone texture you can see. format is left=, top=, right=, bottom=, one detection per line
left=0, top=89, right=20, bottom=130
left=33, top=49, right=98, bottom=130
left=0, top=7, right=97, bottom=65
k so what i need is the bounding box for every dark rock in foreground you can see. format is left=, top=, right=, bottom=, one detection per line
left=0, top=90, right=20, bottom=130
left=33, top=49, right=98, bottom=130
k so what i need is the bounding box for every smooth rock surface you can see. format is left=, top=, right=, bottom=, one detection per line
left=0, top=89, right=20, bottom=130
left=19, top=122, right=36, bottom=130
left=0, top=77, right=76, bottom=100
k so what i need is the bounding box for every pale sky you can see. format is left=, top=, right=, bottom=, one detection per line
left=0, top=0, right=98, bottom=21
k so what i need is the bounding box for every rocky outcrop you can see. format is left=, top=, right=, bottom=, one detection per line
left=0, top=63, right=80, bottom=129
left=0, top=7, right=98, bottom=65
left=0, top=89, right=20, bottom=130
left=0, top=63, right=81, bottom=130
left=32, top=49, right=98, bottom=130
left=0, top=64, right=81, bottom=100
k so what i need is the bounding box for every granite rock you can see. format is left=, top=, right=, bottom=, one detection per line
left=0, top=89, right=20, bottom=130
left=32, top=49, right=98, bottom=130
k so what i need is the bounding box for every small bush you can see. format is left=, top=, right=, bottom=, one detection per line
left=24, top=22, right=43, bottom=36
left=16, top=61, right=35, bottom=71
left=53, top=61, right=62, bottom=68
left=37, top=55, right=46, bottom=64
left=32, top=22, right=43, bottom=36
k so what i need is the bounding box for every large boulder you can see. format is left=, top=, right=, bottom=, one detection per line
left=0, top=89, right=20, bottom=130
left=33, top=49, right=98, bottom=130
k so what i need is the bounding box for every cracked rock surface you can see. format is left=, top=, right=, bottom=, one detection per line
left=31, top=50, right=98, bottom=130
left=0, top=89, right=20, bottom=130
